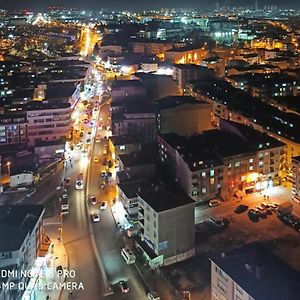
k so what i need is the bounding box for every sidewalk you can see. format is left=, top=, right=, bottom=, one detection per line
left=30, top=221, right=69, bottom=300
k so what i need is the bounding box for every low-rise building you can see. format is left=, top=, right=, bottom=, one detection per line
left=109, top=135, right=142, bottom=158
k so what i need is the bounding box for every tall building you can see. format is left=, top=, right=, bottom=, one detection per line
left=292, top=156, right=300, bottom=201
left=136, top=185, right=195, bottom=267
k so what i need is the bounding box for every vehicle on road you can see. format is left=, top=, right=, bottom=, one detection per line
left=90, top=196, right=97, bottom=205
left=76, top=173, right=84, bottom=190
left=92, top=213, right=100, bottom=222
left=121, top=248, right=136, bottom=264
left=101, top=171, right=106, bottom=178
left=147, top=291, right=160, bottom=300
left=261, top=202, right=270, bottom=209
left=64, top=178, right=71, bottom=187
left=234, top=204, right=248, bottom=214
left=102, top=159, right=107, bottom=165
left=94, top=156, right=99, bottom=163
left=270, top=203, right=278, bottom=210
left=100, top=201, right=107, bottom=210
left=118, top=280, right=129, bottom=293
left=100, top=183, right=105, bottom=190
left=208, top=199, right=221, bottom=207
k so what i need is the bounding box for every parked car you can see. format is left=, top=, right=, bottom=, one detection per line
left=118, top=281, right=129, bottom=293
left=208, top=199, right=221, bottom=207
left=261, top=202, right=271, bottom=209
left=101, top=172, right=106, bottom=178
left=209, top=217, right=224, bottom=227
left=94, top=156, right=99, bottom=163
left=100, top=183, right=105, bottom=190
left=248, top=209, right=260, bottom=221
left=234, top=204, right=248, bottom=214
left=270, top=203, right=279, bottom=211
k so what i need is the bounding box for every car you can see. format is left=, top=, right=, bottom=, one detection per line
left=64, top=178, right=71, bottom=187
left=248, top=209, right=260, bottom=221
left=261, top=202, right=271, bottom=209
left=100, top=201, right=107, bottom=210
left=86, top=138, right=91, bottom=144
left=75, top=180, right=83, bottom=190
left=147, top=291, right=160, bottom=300
left=94, top=156, right=99, bottom=163
left=208, top=199, right=221, bottom=207
left=92, top=213, right=100, bottom=222
left=102, top=159, right=108, bottom=166
left=100, top=183, right=105, bottom=190
left=270, top=203, right=279, bottom=210
left=209, top=217, right=224, bottom=227
left=255, top=206, right=265, bottom=211
left=90, top=196, right=97, bottom=205
left=234, top=204, right=248, bottom=214
left=101, top=172, right=106, bottom=178
left=118, top=281, right=129, bottom=293
left=259, top=209, right=268, bottom=218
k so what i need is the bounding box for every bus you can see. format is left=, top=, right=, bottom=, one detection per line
left=121, top=248, right=136, bottom=264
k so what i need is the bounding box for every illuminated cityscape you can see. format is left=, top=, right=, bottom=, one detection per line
left=1, top=2, right=300, bottom=300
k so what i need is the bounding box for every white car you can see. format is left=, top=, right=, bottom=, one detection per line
left=76, top=180, right=83, bottom=190
left=208, top=199, right=221, bottom=207
left=100, top=201, right=107, bottom=210
left=92, top=213, right=100, bottom=222
left=147, top=291, right=160, bottom=300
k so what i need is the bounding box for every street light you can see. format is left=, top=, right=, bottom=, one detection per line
left=6, top=161, right=10, bottom=178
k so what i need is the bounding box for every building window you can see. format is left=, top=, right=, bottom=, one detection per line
left=259, top=161, right=264, bottom=167
left=120, top=145, right=125, bottom=150
left=201, top=172, right=206, bottom=178
left=249, top=166, right=253, bottom=171
left=210, top=170, right=215, bottom=177
left=236, top=284, right=244, bottom=294
left=217, top=280, right=227, bottom=293
left=210, top=178, right=215, bottom=185
left=235, top=162, right=240, bottom=167
left=201, top=188, right=206, bottom=194
left=249, top=158, right=253, bottom=163
left=192, top=190, right=198, bottom=196
left=236, top=296, right=242, bottom=300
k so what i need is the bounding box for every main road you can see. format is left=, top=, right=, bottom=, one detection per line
left=86, top=100, right=149, bottom=300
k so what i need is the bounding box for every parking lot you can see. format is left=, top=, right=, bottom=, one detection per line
left=163, top=185, right=300, bottom=300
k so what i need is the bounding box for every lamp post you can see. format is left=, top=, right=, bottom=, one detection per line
left=6, top=161, right=10, bottom=178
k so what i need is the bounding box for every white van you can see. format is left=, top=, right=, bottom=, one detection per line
left=121, top=248, right=136, bottom=264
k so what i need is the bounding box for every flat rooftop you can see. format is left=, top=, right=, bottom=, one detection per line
left=160, top=121, right=284, bottom=171
left=211, top=242, right=300, bottom=300
left=139, top=185, right=194, bottom=212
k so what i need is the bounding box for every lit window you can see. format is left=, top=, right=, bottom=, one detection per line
left=120, top=145, right=125, bottom=150
left=249, top=166, right=253, bottom=171
left=249, top=158, right=253, bottom=163
left=201, top=188, right=206, bottom=194
left=259, top=161, right=264, bottom=167
left=210, top=178, right=215, bottom=185
left=210, top=170, right=215, bottom=177
left=235, top=162, right=240, bottom=167
left=201, top=172, right=206, bottom=178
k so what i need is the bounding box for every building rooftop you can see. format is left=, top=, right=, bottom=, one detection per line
left=154, top=95, right=201, bottom=111
left=193, top=79, right=300, bottom=143
left=110, top=135, right=142, bottom=146
left=160, top=121, right=284, bottom=171
left=112, top=79, right=143, bottom=89
left=211, top=242, right=300, bottom=300
left=119, top=149, right=156, bottom=168
left=139, top=185, right=194, bottom=212
left=0, top=205, right=44, bottom=252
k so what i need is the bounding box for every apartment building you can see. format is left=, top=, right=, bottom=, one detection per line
left=26, top=102, right=71, bottom=147
left=0, top=205, right=45, bottom=300
left=136, top=185, right=195, bottom=267
left=173, top=64, right=215, bottom=92
left=158, top=121, right=285, bottom=202
left=292, top=156, right=300, bottom=201
left=210, top=243, right=300, bottom=300
left=165, top=46, right=207, bottom=65
left=189, top=78, right=299, bottom=168
left=111, top=80, right=146, bottom=103
left=0, top=112, right=27, bottom=147
left=155, top=95, right=213, bottom=136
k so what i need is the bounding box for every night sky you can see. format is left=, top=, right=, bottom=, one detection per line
left=0, top=0, right=299, bottom=10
